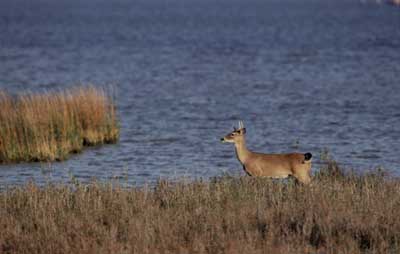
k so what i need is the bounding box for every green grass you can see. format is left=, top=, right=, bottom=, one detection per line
left=0, top=86, right=119, bottom=163
left=0, top=162, right=399, bottom=254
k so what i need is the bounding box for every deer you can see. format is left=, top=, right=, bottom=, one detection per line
left=220, top=121, right=312, bottom=184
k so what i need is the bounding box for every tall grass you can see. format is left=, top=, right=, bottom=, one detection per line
left=0, top=86, right=119, bottom=163
left=0, top=163, right=399, bottom=254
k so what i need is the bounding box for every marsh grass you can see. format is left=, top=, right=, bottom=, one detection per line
left=0, top=86, right=119, bottom=163
left=1, top=162, right=399, bottom=254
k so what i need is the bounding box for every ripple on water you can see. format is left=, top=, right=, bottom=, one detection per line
left=355, top=154, right=381, bottom=159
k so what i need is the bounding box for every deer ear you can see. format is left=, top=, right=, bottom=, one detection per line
left=240, top=128, right=246, bottom=134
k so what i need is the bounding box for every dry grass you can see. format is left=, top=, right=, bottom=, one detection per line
left=0, top=163, right=399, bottom=254
left=0, top=86, right=119, bottom=163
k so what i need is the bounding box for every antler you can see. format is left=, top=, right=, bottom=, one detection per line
left=238, top=120, right=244, bottom=129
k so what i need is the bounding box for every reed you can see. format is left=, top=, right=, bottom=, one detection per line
left=0, top=163, right=399, bottom=254
left=0, top=86, right=119, bottom=163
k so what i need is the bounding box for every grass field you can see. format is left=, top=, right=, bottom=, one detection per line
left=0, top=161, right=398, bottom=254
left=0, top=86, right=119, bottom=163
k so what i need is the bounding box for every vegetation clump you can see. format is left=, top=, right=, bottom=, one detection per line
left=0, top=86, right=119, bottom=163
left=0, top=162, right=399, bottom=254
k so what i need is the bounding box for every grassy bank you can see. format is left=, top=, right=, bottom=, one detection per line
left=0, top=163, right=399, bottom=254
left=0, top=86, right=119, bottom=163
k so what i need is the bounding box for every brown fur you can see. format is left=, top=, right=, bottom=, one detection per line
left=221, top=121, right=312, bottom=184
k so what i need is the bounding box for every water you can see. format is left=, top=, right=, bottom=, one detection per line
left=1, top=0, right=399, bottom=186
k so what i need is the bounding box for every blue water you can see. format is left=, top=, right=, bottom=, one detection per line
left=1, top=0, right=400, bottom=186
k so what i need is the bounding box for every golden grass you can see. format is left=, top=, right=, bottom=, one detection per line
left=0, top=163, right=399, bottom=254
left=0, top=86, right=119, bottom=163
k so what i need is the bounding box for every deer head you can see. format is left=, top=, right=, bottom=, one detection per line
left=220, top=120, right=247, bottom=143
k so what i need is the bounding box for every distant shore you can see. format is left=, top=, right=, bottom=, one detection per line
left=388, top=0, right=400, bottom=5
left=0, top=161, right=398, bottom=254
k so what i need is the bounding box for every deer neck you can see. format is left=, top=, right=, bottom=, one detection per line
left=234, top=138, right=250, bottom=165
